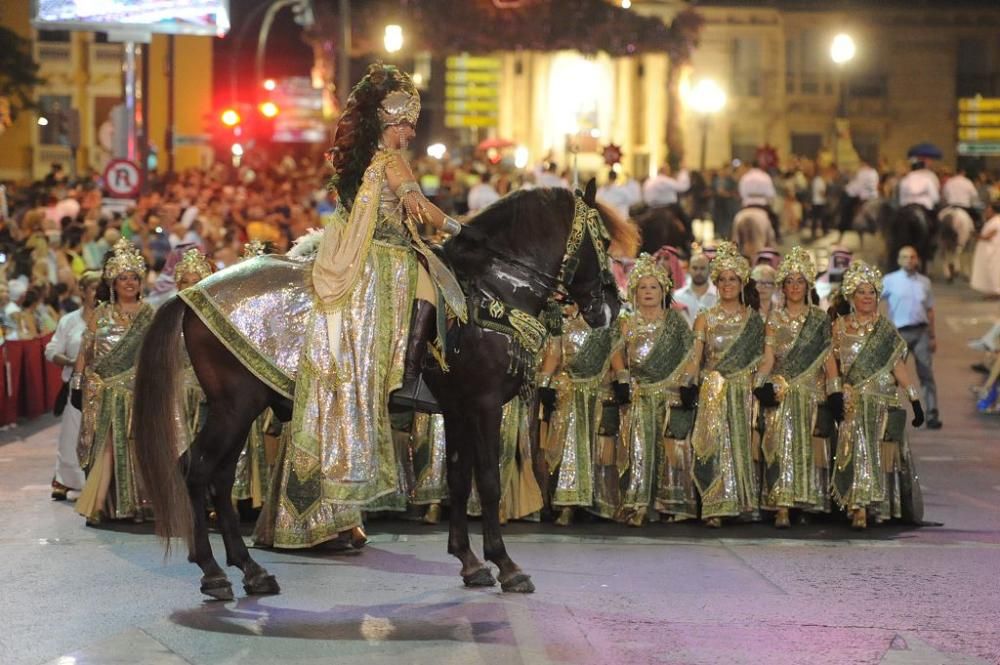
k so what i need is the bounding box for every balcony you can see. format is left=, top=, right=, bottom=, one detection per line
left=90, top=43, right=123, bottom=77
left=34, top=42, right=73, bottom=75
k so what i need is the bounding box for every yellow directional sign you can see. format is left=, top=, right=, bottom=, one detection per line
left=959, top=113, right=1000, bottom=127
left=446, top=55, right=502, bottom=70
left=445, top=114, right=498, bottom=128
left=958, top=97, right=1000, bottom=112
left=445, top=99, right=499, bottom=113
left=445, top=70, right=501, bottom=85
left=445, top=85, right=499, bottom=99
left=958, top=127, right=1000, bottom=141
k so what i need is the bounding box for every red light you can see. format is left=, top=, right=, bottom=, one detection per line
left=221, top=109, right=241, bottom=127
left=258, top=101, right=279, bottom=118
left=263, top=79, right=276, bottom=91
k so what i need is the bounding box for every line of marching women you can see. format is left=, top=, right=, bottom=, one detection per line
left=483, top=241, right=926, bottom=530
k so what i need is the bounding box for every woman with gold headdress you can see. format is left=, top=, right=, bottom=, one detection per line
left=689, top=241, right=764, bottom=527
left=74, top=239, right=155, bottom=524
left=830, top=260, right=925, bottom=529
left=262, top=63, right=473, bottom=548
left=610, top=254, right=697, bottom=525
left=536, top=297, right=616, bottom=526
left=754, top=247, right=841, bottom=528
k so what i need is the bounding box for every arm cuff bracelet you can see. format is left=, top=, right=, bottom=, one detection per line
left=826, top=377, right=842, bottom=395
left=906, top=385, right=920, bottom=401
left=615, top=369, right=630, bottom=383
left=442, top=217, right=462, bottom=235
left=395, top=181, right=422, bottom=200
left=537, top=374, right=552, bottom=388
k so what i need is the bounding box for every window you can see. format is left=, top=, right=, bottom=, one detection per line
left=786, top=30, right=823, bottom=95
left=38, top=30, right=71, bottom=42
left=853, top=133, right=880, bottom=165
left=791, top=133, right=823, bottom=160
left=731, top=37, right=761, bottom=97
left=956, top=38, right=996, bottom=97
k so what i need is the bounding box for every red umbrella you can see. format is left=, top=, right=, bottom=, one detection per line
left=477, top=137, right=515, bottom=151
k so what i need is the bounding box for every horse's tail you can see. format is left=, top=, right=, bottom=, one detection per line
left=132, top=295, right=193, bottom=554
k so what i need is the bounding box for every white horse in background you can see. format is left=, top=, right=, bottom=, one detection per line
left=732, top=206, right=775, bottom=260
left=938, top=205, right=976, bottom=281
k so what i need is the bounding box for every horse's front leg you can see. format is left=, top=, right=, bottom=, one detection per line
left=473, top=402, right=534, bottom=593
left=443, top=412, right=495, bottom=588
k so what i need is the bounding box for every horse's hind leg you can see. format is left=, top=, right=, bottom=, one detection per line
left=472, top=403, right=534, bottom=593
left=185, top=448, right=233, bottom=601
left=443, top=412, right=495, bottom=588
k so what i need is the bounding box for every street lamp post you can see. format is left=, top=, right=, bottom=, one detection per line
left=830, top=33, right=856, bottom=167
left=688, top=78, right=727, bottom=172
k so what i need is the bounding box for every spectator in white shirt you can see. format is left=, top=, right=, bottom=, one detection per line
left=839, top=159, right=880, bottom=237
left=642, top=164, right=690, bottom=207
left=738, top=165, right=780, bottom=240
left=44, top=271, right=101, bottom=497
left=942, top=168, right=981, bottom=211
left=467, top=173, right=500, bottom=213
left=898, top=159, right=940, bottom=211
left=596, top=170, right=635, bottom=221
left=672, top=253, right=717, bottom=327
left=809, top=168, right=829, bottom=238
left=536, top=162, right=569, bottom=189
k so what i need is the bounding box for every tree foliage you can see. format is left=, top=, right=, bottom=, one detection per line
left=0, top=25, right=45, bottom=120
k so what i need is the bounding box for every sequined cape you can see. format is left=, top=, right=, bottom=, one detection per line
left=545, top=315, right=615, bottom=508
left=617, top=310, right=697, bottom=520
left=760, top=306, right=832, bottom=512
left=691, top=307, right=764, bottom=519
left=77, top=303, right=154, bottom=520
left=831, top=316, right=910, bottom=516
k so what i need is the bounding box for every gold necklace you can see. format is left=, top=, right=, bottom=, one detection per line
left=113, top=303, right=140, bottom=324
left=715, top=303, right=745, bottom=325
left=848, top=313, right=877, bottom=334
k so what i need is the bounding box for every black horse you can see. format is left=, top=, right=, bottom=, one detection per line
left=884, top=203, right=938, bottom=273
left=132, top=181, right=621, bottom=600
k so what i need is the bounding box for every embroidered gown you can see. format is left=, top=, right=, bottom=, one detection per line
left=691, top=305, right=764, bottom=520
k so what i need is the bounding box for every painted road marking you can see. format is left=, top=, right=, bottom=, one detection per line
left=919, top=455, right=982, bottom=462
left=20, top=484, right=51, bottom=491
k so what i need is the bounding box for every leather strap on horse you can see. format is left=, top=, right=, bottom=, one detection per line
left=470, top=295, right=548, bottom=395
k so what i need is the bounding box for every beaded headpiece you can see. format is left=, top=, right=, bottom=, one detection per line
left=377, top=88, right=420, bottom=128
left=841, top=260, right=883, bottom=297
left=241, top=239, right=268, bottom=259
left=627, top=252, right=672, bottom=306
left=709, top=241, right=750, bottom=284
left=103, top=238, right=146, bottom=283
left=174, top=248, right=213, bottom=282
left=776, top=245, right=817, bottom=285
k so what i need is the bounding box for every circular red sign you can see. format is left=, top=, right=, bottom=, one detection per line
left=103, top=159, right=142, bottom=198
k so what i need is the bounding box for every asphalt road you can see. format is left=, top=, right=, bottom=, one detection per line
left=1, top=265, right=998, bottom=665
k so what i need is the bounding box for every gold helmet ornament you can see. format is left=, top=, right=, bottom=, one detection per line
left=776, top=245, right=817, bottom=285
left=103, top=238, right=147, bottom=283
left=174, top=248, right=214, bottom=283
left=841, top=259, right=884, bottom=298
left=709, top=240, right=750, bottom=284
left=627, top=252, right=673, bottom=306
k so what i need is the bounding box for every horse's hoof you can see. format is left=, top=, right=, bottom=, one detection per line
left=462, top=567, right=497, bottom=587
left=200, top=575, right=234, bottom=601
left=499, top=572, right=535, bottom=593
left=243, top=572, right=281, bottom=596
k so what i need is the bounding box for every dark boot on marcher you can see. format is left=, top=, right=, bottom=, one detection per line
left=390, top=300, right=441, bottom=414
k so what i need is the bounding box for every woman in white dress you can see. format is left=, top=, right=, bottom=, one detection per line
left=971, top=200, right=1000, bottom=297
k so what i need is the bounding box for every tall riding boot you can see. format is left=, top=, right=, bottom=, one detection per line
left=390, top=300, right=441, bottom=414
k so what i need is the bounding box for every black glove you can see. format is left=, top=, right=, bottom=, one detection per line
left=537, top=386, right=557, bottom=421
left=752, top=383, right=779, bottom=408
left=827, top=391, right=845, bottom=423
left=679, top=384, right=699, bottom=410
left=70, top=389, right=83, bottom=411
left=910, top=399, right=925, bottom=428
left=612, top=381, right=631, bottom=405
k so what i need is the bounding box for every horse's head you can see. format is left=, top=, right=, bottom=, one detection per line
left=561, top=179, right=622, bottom=329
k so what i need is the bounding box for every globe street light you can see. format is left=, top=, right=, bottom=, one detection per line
left=384, top=24, right=403, bottom=54
left=689, top=78, right=727, bottom=172
left=830, top=33, right=856, bottom=66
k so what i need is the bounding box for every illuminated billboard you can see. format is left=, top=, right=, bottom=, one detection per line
left=32, top=0, right=230, bottom=37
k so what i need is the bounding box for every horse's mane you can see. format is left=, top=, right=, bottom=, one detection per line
left=444, top=188, right=575, bottom=278
left=595, top=200, right=640, bottom=259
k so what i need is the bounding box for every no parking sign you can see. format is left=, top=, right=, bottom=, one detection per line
left=102, top=159, right=142, bottom=198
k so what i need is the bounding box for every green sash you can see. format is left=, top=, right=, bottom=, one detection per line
left=774, top=307, right=831, bottom=381
left=633, top=310, right=693, bottom=384
left=93, top=304, right=155, bottom=379
left=714, top=311, right=765, bottom=377
left=844, top=317, right=905, bottom=387
left=566, top=326, right=615, bottom=379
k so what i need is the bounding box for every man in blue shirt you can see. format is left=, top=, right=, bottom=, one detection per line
left=881, top=246, right=942, bottom=429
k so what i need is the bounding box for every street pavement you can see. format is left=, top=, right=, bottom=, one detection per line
left=2, top=238, right=999, bottom=665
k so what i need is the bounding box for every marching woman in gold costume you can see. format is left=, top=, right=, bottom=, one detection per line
left=611, top=254, right=697, bottom=525
left=689, top=241, right=764, bottom=527
left=754, top=247, right=841, bottom=528
left=830, top=260, right=925, bottom=529
left=537, top=301, right=616, bottom=526
left=74, top=239, right=155, bottom=524
left=260, top=64, right=473, bottom=548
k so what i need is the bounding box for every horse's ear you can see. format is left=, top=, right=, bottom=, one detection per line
left=583, top=178, right=597, bottom=207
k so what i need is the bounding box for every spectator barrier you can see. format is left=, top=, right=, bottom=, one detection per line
left=1, top=333, right=63, bottom=426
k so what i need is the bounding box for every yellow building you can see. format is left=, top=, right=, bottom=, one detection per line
left=0, top=5, right=214, bottom=181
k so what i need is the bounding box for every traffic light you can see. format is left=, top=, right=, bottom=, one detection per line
left=221, top=108, right=241, bottom=127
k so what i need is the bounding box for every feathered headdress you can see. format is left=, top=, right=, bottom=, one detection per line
left=627, top=252, right=673, bottom=306
left=841, top=260, right=883, bottom=297
left=776, top=245, right=817, bottom=285
left=103, top=238, right=146, bottom=283
left=709, top=241, right=750, bottom=284
left=174, top=248, right=213, bottom=282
